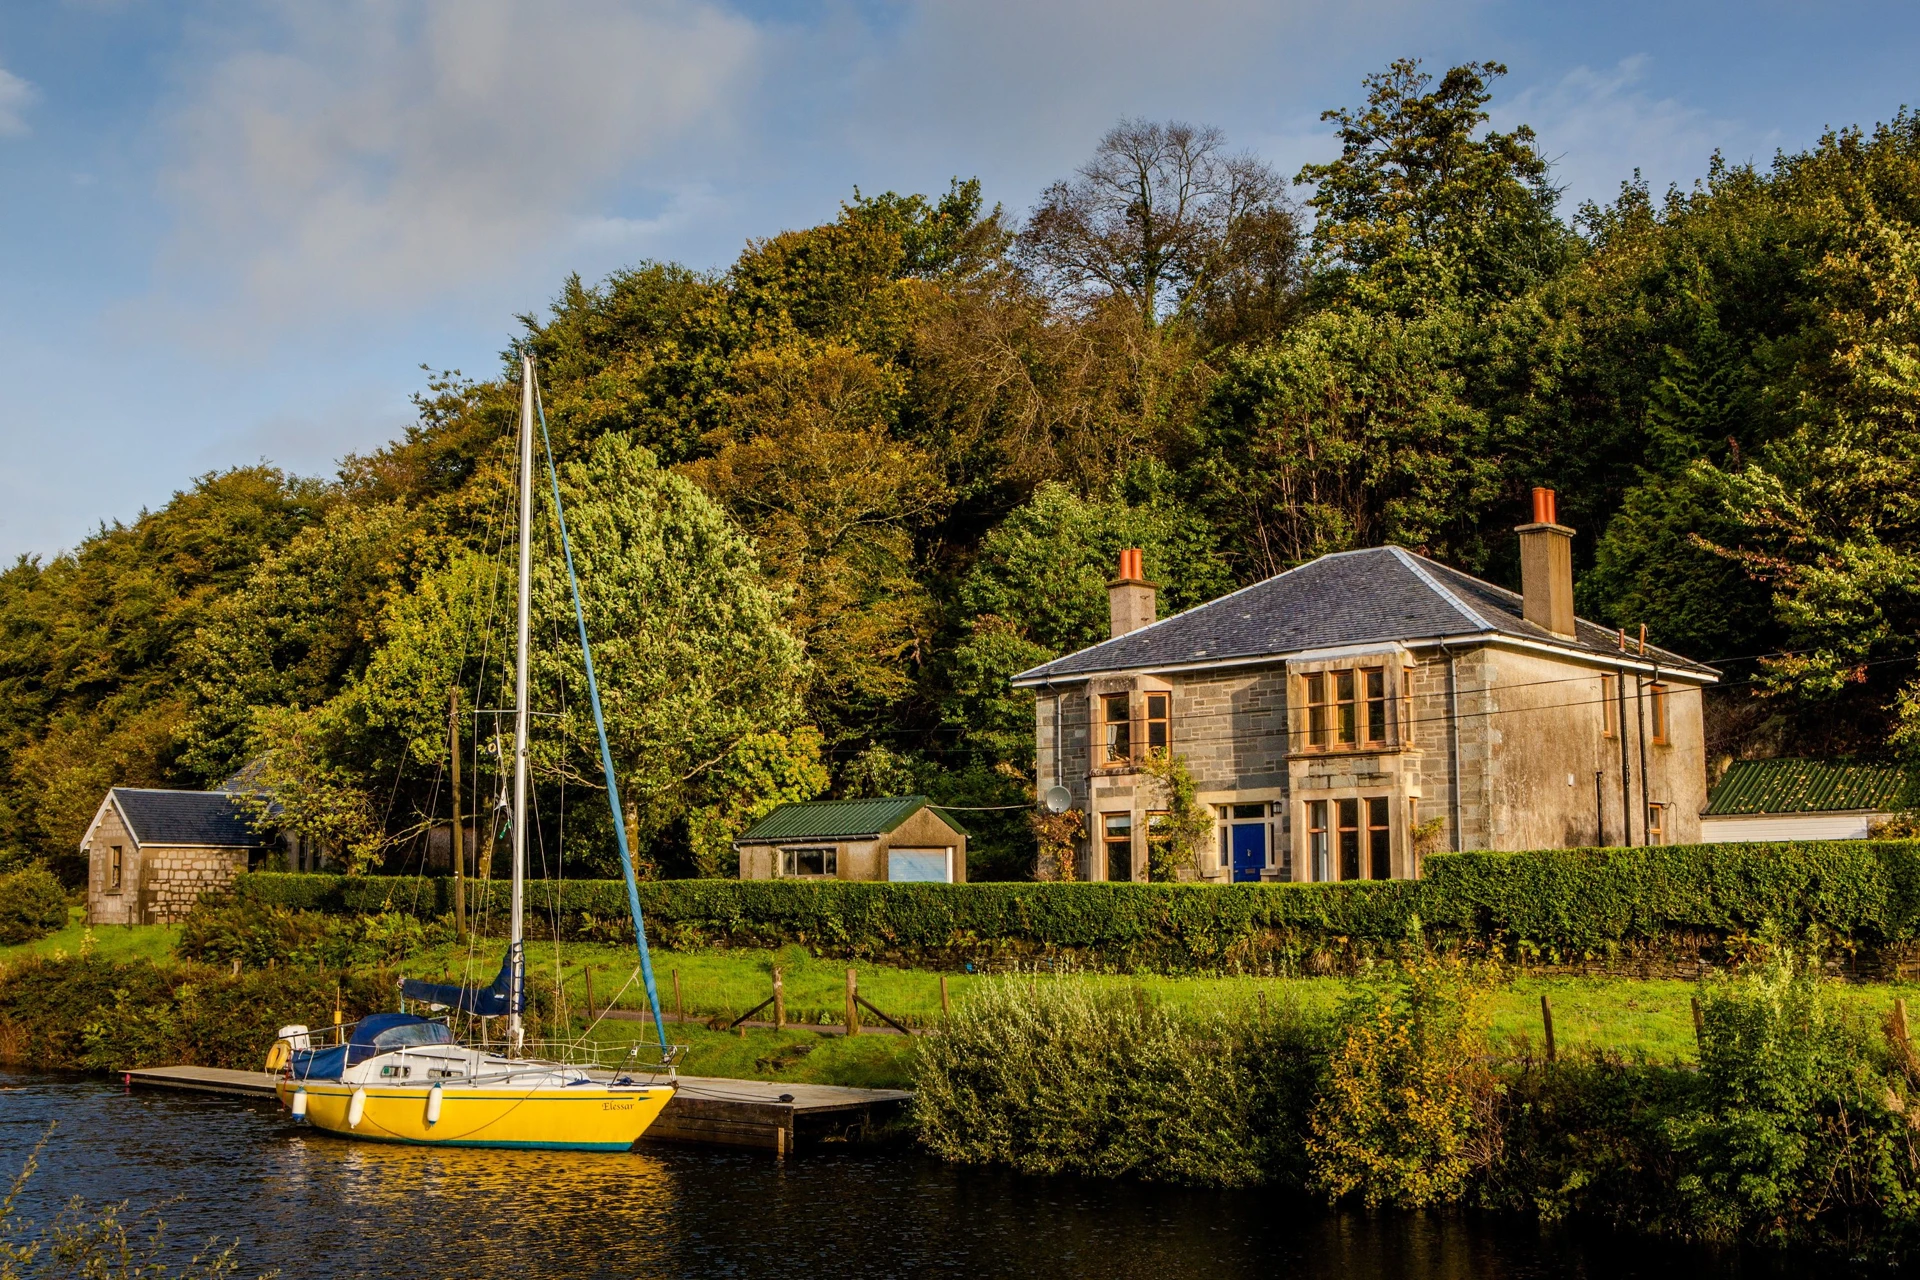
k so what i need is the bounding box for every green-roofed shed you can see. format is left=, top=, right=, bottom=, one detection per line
left=735, top=796, right=968, bottom=883
left=1700, top=759, right=1916, bottom=844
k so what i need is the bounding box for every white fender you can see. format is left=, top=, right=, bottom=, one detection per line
left=347, top=1088, right=367, bottom=1129
left=425, top=1083, right=443, bottom=1126
left=290, top=1089, right=308, bottom=1121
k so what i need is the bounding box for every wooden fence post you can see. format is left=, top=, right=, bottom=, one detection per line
left=673, top=969, right=684, bottom=1025
left=846, top=968, right=860, bottom=1037
left=1540, top=993, right=1556, bottom=1063
left=939, top=973, right=950, bottom=1017
left=1890, top=997, right=1919, bottom=1079
left=1691, top=995, right=1705, bottom=1051
left=584, top=967, right=595, bottom=1022
left=773, top=967, right=786, bottom=1032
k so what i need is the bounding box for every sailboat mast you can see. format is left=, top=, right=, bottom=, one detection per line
left=508, top=354, right=534, bottom=1049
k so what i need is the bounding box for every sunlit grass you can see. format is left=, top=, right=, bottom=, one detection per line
left=34, top=924, right=1920, bottom=1078
left=0, top=909, right=179, bottom=966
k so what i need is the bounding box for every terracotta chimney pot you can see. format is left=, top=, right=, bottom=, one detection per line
left=1516, top=488, right=1576, bottom=638
left=1108, top=548, right=1156, bottom=639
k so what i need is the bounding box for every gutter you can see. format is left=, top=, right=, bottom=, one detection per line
left=1009, top=631, right=1719, bottom=689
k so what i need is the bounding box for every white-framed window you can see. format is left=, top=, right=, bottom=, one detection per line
left=780, top=846, right=838, bottom=877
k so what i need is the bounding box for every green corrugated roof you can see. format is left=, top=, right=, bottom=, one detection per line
left=735, top=795, right=967, bottom=843
left=1704, top=759, right=1916, bottom=816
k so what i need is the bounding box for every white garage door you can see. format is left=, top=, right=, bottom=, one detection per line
left=888, top=847, right=951, bottom=882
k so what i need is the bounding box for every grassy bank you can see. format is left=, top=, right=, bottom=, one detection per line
left=26, top=921, right=1920, bottom=1071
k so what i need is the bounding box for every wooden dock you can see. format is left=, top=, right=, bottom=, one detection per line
left=119, top=1065, right=912, bottom=1156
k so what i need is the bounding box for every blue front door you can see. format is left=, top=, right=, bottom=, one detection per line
left=1231, top=823, right=1266, bottom=883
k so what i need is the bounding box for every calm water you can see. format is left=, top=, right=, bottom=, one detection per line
left=0, top=1071, right=1807, bottom=1279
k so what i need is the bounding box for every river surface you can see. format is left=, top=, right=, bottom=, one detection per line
left=0, top=1070, right=1810, bottom=1279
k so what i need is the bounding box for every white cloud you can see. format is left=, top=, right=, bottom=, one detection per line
left=155, top=0, right=760, bottom=325
left=1500, top=56, right=1751, bottom=214
left=0, top=67, right=37, bottom=137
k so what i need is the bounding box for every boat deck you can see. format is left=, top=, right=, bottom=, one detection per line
left=119, top=1064, right=912, bottom=1156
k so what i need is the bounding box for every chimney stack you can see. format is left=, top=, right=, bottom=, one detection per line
left=1516, top=487, right=1576, bottom=638
left=1108, top=548, right=1157, bottom=638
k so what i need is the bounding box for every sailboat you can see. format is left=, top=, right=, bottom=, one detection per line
left=271, top=355, right=680, bottom=1150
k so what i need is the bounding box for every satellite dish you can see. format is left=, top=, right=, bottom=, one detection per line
left=1044, top=785, right=1072, bottom=814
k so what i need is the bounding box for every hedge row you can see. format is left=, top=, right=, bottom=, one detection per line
left=228, top=840, right=1920, bottom=970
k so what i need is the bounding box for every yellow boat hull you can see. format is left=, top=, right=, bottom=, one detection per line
left=275, top=1078, right=675, bottom=1151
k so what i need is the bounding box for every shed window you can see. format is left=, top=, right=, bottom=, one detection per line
left=1650, top=683, right=1670, bottom=744
left=1601, top=674, right=1618, bottom=738
left=780, top=847, right=837, bottom=877
left=1145, top=692, right=1170, bottom=753
left=108, top=845, right=123, bottom=893
left=1102, top=694, right=1132, bottom=764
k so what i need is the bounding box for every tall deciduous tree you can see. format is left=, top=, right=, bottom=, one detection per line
left=1020, top=118, right=1297, bottom=333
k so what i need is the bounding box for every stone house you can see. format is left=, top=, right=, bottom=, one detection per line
left=1012, top=491, right=1718, bottom=883
left=735, top=796, right=968, bottom=883
left=81, top=788, right=268, bottom=924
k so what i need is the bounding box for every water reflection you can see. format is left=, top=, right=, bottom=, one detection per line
left=0, top=1072, right=1801, bottom=1280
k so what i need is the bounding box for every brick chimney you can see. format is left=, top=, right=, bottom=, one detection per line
left=1516, top=487, right=1576, bottom=638
left=1108, top=547, right=1157, bottom=638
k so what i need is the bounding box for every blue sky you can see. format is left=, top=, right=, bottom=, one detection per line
left=1, top=0, right=1916, bottom=560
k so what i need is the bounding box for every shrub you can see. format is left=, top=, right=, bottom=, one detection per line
left=177, top=897, right=454, bottom=970
left=0, top=866, right=69, bottom=945
left=914, top=978, right=1327, bottom=1187
left=0, top=955, right=392, bottom=1071
left=1666, top=951, right=1920, bottom=1254
left=1306, top=955, right=1501, bottom=1208
left=226, top=838, right=1920, bottom=972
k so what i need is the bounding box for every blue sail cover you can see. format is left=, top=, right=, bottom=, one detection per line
left=400, top=945, right=524, bottom=1016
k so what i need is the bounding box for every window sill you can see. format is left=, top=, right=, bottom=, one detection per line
left=1288, top=743, right=1404, bottom=760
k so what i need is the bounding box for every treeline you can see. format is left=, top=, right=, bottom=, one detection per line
left=7, top=58, right=1920, bottom=880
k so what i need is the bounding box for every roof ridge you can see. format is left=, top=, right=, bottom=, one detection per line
left=1386, top=547, right=1495, bottom=632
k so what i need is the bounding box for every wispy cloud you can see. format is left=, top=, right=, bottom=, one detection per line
left=1501, top=56, right=1751, bottom=213
left=154, top=0, right=760, bottom=328
left=0, top=67, right=37, bottom=137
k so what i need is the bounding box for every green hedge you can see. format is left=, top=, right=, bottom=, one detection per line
left=226, top=840, right=1920, bottom=970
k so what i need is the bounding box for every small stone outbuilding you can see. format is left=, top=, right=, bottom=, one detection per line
left=1700, top=759, right=1915, bottom=842
left=82, top=788, right=267, bottom=925
left=735, top=796, right=968, bottom=883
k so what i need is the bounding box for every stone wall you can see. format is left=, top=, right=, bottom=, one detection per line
left=85, top=803, right=142, bottom=926
left=136, top=847, right=250, bottom=924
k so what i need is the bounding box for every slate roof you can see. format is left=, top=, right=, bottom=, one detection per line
left=736, top=795, right=967, bottom=844
left=109, top=788, right=265, bottom=848
left=1012, top=545, right=1718, bottom=684
left=1704, top=759, right=1916, bottom=816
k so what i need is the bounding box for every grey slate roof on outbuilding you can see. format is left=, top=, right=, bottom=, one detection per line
left=1012, top=545, right=1718, bottom=684
left=110, top=788, right=264, bottom=848
left=736, top=795, right=966, bottom=844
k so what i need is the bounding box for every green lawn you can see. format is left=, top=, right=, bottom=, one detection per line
left=18, top=925, right=1920, bottom=1080
left=0, top=908, right=179, bottom=966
